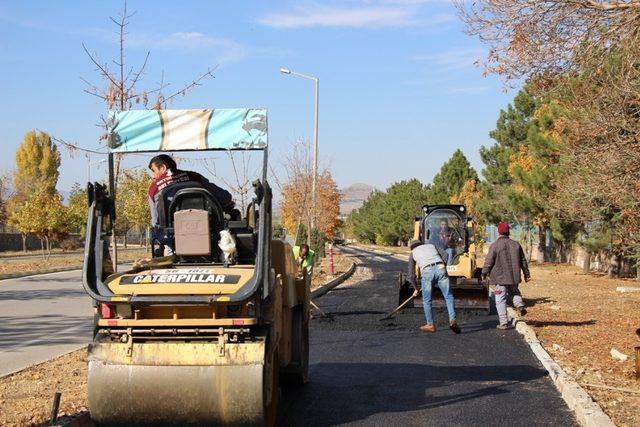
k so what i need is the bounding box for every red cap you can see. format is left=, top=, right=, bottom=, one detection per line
left=498, top=222, right=510, bottom=236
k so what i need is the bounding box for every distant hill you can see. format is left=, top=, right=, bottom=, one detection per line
left=340, top=183, right=374, bottom=216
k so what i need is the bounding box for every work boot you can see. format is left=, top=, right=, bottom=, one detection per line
left=419, top=324, right=436, bottom=333
left=496, top=323, right=511, bottom=330
left=518, top=307, right=527, bottom=316
left=449, top=321, right=461, bottom=334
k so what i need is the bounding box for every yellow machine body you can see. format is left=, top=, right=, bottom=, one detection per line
left=87, top=240, right=309, bottom=426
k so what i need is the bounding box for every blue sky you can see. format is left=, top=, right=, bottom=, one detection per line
left=0, top=0, right=516, bottom=193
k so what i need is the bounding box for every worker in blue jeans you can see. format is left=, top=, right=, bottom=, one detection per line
left=408, top=240, right=460, bottom=334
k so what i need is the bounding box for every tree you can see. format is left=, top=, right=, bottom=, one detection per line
left=451, top=178, right=485, bottom=247
left=67, top=183, right=88, bottom=237
left=0, top=173, right=10, bottom=232
left=477, top=87, right=537, bottom=230
left=13, top=130, right=60, bottom=198
left=456, top=0, right=640, bottom=82
left=345, top=179, right=429, bottom=246
left=202, top=152, right=256, bottom=213
left=9, top=130, right=62, bottom=251
left=9, top=191, right=70, bottom=258
left=80, top=1, right=215, bottom=266
left=279, top=139, right=342, bottom=252
left=117, top=169, right=152, bottom=247
left=281, top=170, right=342, bottom=245
left=460, top=1, right=640, bottom=276
left=346, top=190, right=387, bottom=244
left=426, top=149, right=478, bottom=205
left=382, top=179, right=430, bottom=244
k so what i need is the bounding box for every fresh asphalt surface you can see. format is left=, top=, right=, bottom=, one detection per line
left=278, top=246, right=575, bottom=426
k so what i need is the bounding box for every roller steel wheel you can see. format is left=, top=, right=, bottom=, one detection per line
left=281, top=305, right=309, bottom=386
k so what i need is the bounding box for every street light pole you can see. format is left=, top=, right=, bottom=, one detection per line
left=311, top=77, right=319, bottom=233
left=86, top=155, right=107, bottom=183
left=280, top=68, right=320, bottom=246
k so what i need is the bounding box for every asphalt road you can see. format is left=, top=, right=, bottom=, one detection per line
left=278, top=246, right=575, bottom=426
left=0, top=269, right=94, bottom=377
left=0, top=246, right=575, bottom=426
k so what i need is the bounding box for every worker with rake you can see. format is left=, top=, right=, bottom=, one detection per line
left=408, top=239, right=461, bottom=334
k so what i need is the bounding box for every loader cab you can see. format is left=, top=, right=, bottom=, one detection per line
left=419, top=205, right=469, bottom=266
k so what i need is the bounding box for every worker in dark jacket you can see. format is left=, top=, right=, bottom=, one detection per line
left=482, top=222, right=531, bottom=329
left=408, top=240, right=460, bottom=334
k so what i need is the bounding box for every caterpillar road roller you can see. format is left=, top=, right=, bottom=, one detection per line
left=82, top=109, right=309, bottom=425
left=398, top=204, right=489, bottom=312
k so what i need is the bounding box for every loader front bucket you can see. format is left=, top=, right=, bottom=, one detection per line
left=397, top=273, right=490, bottom=314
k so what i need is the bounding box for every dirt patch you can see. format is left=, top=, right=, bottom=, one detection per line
left=0, top=248, right=149, bottom=276
left=0, top=349, right=88, bottom=426
left=520, top=263, right=640, bottom=426
left=310, top=249, right=353, bottom=290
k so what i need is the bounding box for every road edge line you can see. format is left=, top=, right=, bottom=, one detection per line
left=311, top=261, right=357, bottom=299
left=508, top=307, right=616, bottom=427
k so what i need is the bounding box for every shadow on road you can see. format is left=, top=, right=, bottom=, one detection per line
left=279, top=362, right=547, bottom=426
left=0, top=314, right=91, bottom=350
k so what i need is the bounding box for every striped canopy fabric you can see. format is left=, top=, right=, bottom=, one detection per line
left=107, top=109, right=267, bottom=152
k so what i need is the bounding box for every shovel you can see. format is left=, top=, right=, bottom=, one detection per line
left=310, top=300, right=334, bottom=320
left=379, top=293, right=418, bottom=321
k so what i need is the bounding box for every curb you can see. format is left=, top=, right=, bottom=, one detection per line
left=508, top=307, right=615, bottom=427
left=311, top=262, right=357, bottom=299
left=0, top=265, right=83, bottom=281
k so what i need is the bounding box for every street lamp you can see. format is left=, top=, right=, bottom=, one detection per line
left=280, top=67, right=320, bottom=243
left=86, top=155, right=107, bottom=183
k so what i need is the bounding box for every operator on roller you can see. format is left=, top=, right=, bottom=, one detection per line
left=408, top=239, right=461, bottom=334
left=147, top=154, right=236, bottom=255
left=482, top=222, right=531, bottom=330
left=147, top=154, right=235, bottom=224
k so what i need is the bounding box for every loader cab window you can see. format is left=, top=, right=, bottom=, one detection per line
left=423, top=209, right=466, bottom=265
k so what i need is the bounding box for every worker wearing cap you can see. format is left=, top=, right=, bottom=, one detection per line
left=408, top=239, right=460, bottom=334
left=482, top=222, right=531, bottom=330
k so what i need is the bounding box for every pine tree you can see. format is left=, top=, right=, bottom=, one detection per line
left=426, top=149, right=478, bottom=205
left=478, top=86, right=537, bottom=225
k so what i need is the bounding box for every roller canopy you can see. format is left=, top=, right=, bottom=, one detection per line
left=107, top=109, right=267, bottom=152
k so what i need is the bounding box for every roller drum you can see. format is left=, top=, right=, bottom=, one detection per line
left=88, top=341, right=270, bottom=426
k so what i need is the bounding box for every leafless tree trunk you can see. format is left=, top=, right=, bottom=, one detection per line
left=537, top=224, right=546, bottom=263
left=81, top=1, right=217, bottom=270
left=583, top=253, right=591, bottom=274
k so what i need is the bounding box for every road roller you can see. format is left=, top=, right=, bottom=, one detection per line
left=82, top=109, right=309, bottom=425
left=398, top=204, right=490, bottom=312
